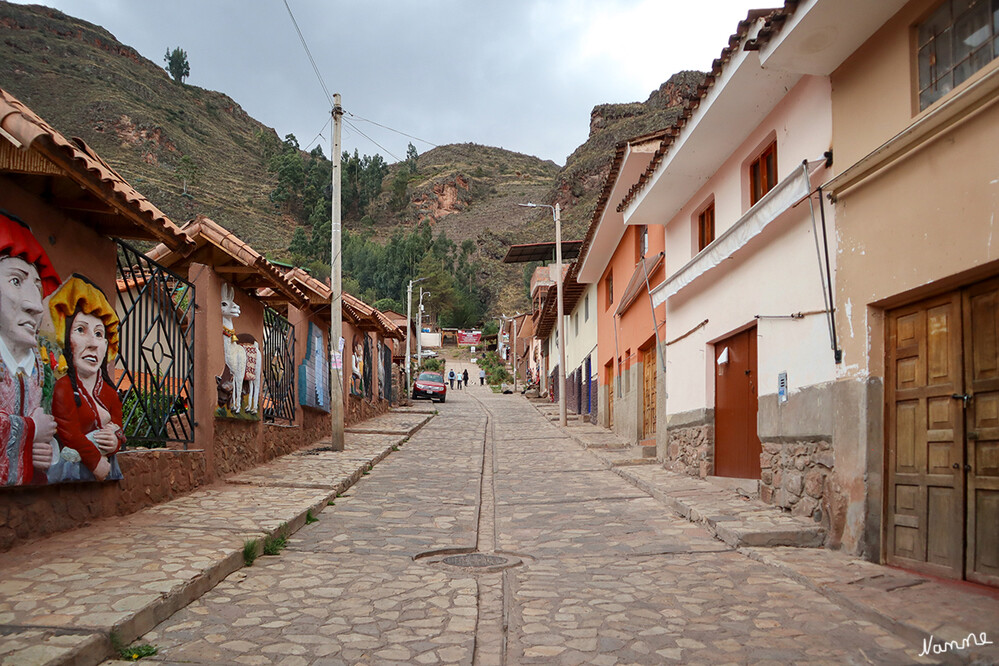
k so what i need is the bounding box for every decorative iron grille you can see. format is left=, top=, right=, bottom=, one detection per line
left=114, top=240, right=196, bottom=447
left=263, top=307, right=296, bottom=423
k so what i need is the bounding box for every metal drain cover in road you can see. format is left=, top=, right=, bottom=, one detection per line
left=442, top=553, right=509, bottom=568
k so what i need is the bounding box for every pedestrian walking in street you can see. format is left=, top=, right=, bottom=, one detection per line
left=456, top=371, right=463, bottom=390
left=448, top=369, right=455, bottom=389
left=462, top=369, right=469, bottom=388
left=479, top=368, right=486, bottom=386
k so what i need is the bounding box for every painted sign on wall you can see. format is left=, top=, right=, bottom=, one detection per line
left=299, top=322, right=329, bottom=412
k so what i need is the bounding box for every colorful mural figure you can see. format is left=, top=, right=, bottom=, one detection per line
left=377, top=341, right=386, bottom=401
left=217, top=283, right=261, bottom=419
left=48, top=275, right=125, bottom=482
left=298, top=322, right=329, bottom=411
left=350, top=335, right=364, bottom=397
left=363, top=335, right=373, bottom=401
left=0, top=212, right=60, bottom=486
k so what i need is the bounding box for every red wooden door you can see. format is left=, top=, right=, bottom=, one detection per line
left=714, top=326, right=761, bottom=478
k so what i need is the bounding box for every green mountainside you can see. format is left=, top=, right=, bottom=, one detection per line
left=0, top=1, right=702, bottom=318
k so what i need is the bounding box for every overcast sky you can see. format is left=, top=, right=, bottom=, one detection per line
left=12, top=0, right=763, bottom=166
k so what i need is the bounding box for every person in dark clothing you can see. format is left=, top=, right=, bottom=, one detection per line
left=448, top=369, right=455, bottom=389
left=462, top=369, right=469, bottom=388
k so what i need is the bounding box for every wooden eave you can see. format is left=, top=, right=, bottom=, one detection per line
left=0, top=87, right=194, bottom=253
left=145, top=215, right=307, bottom=309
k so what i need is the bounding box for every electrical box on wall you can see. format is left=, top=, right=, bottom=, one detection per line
left=778, top=372, right=788, bottom=404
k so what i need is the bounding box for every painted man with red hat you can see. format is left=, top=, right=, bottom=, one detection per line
left=0, top=210, right=60, bottom=485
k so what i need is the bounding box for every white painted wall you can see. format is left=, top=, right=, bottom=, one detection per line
left=651, top=75, right=837, bottom=415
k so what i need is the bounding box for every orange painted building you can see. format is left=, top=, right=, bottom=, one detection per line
left=577, top=133, right=669, bottom=443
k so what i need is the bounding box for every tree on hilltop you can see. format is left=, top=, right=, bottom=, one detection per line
left=164, top=47, right=190, bottom=83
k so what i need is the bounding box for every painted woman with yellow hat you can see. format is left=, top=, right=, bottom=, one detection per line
left=48, top=274, right=124, bottom=482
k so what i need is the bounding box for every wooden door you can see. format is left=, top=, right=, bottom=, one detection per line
left=886, top=293, right=965, bottom=578
left=963, top=279, right=999, bottom=586
left=714, top=326, right=761, bottom=478
left=642, top=346, right=657, bottom=438
left=606, top=363, right=615, bottom=429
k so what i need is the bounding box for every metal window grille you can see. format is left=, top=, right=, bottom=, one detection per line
left=114, top=240, right=196, bottom=448
left=262, top=307, right=296, bottom=423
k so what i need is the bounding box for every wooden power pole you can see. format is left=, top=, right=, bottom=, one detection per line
left=330, top=94, right=345, bottom=450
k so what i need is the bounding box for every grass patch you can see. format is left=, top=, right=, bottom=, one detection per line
left=111, top=634, right=158, bottom=661
left=243, top=539, right=258, bottom=567
left=119, top=644, right=158, bottom=661
left=263, top=532, right=288, bottom=556
left=328, top=500, right=335, bottom=505
left=305, top=510, right=318, bottom=524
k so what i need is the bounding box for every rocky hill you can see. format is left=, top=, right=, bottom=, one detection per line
left=0, top=1, right=702, bottom=316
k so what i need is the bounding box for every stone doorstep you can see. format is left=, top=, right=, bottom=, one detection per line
left=2, top=437, right=405, bottom=666
left=612, top=466, right=826, bottom=549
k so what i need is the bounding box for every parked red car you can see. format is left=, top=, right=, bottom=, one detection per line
left=412, top=371, right=447, bottom=403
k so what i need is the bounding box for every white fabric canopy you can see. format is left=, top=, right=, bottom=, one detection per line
left=651, top=162, right=812, bottom=307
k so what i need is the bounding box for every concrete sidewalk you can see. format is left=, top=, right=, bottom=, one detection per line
left=532, top=397, right=999, bottom=665
left=0, top=409, right=434, bottom=666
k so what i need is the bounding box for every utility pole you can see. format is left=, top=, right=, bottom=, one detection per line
left=406, top=280, right=413, bottom=390
left=330, top=94, right=345, bottom=450
left=405, top=277, right=426, bottom=390
left=555, top=203, right=567, bottom=427
left=512, top=314, right=519, bottom=393
left=417, top=287, right=427, bottom=369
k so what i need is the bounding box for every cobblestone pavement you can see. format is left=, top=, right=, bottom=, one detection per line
left=106, top=360, right=998, bottom=665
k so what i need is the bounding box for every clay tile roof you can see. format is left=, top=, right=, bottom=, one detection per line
left=615, top=2, right=799, bottom=214
left=147, top=215, right=307, bottom=309
left=0, top=87, right=194, bottom=253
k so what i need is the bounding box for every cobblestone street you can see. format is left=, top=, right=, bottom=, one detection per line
left=113, top=362, right=983, bottom=665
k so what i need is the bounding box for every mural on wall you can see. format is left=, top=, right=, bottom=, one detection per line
left=350, top=334, right=364, bottom=397
left=380, top=342, right=392, bottom=402
left=47, top=275, right=125, bottom=482
left=377, top=341, right=386, bottom=401
left=363, top=334, right=373, bottom=401
left=298, top=322, right=329, bottom=412
left=0, top=211, right=125, bottom=486
left=216, top=283, right=261, bottom=420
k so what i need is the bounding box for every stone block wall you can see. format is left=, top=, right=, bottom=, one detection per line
left=759, top=440, right=834, bottom=524
left=347, top=394, right=391, bottom=426
left=665, top=425, right=714, bottom=477
left=664, top=408, right=714, bottom=477
left=0, top=449, right=209, bottom=552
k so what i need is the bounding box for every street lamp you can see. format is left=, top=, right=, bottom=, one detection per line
left=406, top=277, right=428, bottom=390
left=417, top=288, right=431, bottom=369
left=518, top=202, right=566, bottom=427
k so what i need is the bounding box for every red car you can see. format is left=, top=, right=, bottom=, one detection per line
left=412, top=371, right=447, bottom=403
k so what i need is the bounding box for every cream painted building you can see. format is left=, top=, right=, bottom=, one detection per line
left=823, top=0, right=999, bottom=584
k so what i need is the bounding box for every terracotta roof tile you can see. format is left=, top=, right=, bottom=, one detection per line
left=147, top=215, right=307, bottom=308
left=615, top=2, right=799, bottom=214
left=0, top=87, right=193, bottom=253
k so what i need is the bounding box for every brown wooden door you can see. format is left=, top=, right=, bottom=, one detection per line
left=642, top=346, right=657, bottom=438
left=963, top=279, right=999, bottom=586
left=886, top=294, right=964, bottom=578
left=606, top=363, right=615, bottom=429
left=714, top=326, right=761, bottom=478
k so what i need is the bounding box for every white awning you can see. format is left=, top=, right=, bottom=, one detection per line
left=651, top=161, right=813, bottom=307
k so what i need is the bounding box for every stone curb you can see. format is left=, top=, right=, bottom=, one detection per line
left=523, top=396, right=826, bottom=550
left=1, top=414, right=431, bottom=666
left=737, top=548, right=971, bottom=666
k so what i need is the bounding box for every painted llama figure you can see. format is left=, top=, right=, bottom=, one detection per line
left=219, top=283, right=261, bottom=414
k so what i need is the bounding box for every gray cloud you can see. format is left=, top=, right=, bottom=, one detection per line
left=11, top=0, right=761, bottom=165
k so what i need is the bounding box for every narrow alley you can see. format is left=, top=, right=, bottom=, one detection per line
left=117, top=363, right=980, bottom=665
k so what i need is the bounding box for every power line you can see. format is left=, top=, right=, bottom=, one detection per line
left=343, top=118, right=404, bottom=163
left=346, top=111, right=438, bottom=148
left=282, top=0, right=333, bottom=107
